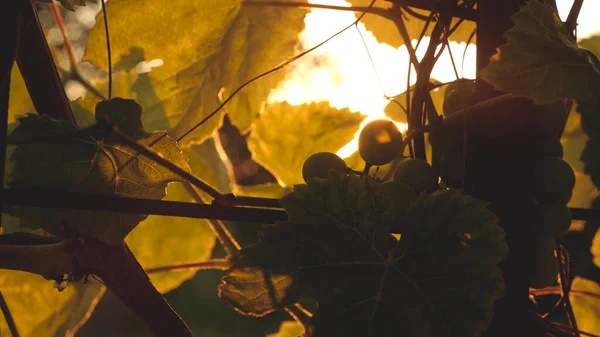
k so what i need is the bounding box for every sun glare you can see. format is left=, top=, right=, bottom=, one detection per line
left=267, top=0, right=600, bottom=159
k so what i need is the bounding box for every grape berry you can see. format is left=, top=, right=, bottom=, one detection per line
left=358, top=119, right=403, bottom=166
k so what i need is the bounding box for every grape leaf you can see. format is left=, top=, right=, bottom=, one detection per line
left=570, top=277, right=600, bottom=336
left=0, top=267, right=105, bottom=337
left=8, top=64, right=35, bottom=122
left=347, top=0, right=476, bottom=48
left=220, top=172, right=508, bottom=337
left=232, top=182, right=290, bottom=199
left=84, top=0, right=307, bottom=145
left=37, top=0, right=97, bottom=11
left=267, top=321, right=304, bottom=337
left=480, top=0, right=600, bottom=104
left=127, top=138, right=229, bottom=293
left=6, top=98, right=189, bottom=244
left=247, top=102, right=365, bottom=187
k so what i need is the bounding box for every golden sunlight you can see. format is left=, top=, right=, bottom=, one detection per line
left=267, top=0, right=600, bottom=159
left=267, top=0, right=477, bottom=158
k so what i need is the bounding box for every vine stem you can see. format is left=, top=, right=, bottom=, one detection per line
left=182, top=183, right=241, bottom=256
left=530, top=286, right=600, bottom=299
left=0, top=0, right=20, bottom=334
left=146, top=259, right=231, bottom=274
left=565, top=0, right=584, bottom=36
left=16, top=0, right=76, bottom=125
left=0, top=291, right=19, bottom=337
left=243, top=0, right=395, bottom=20
left=0, top=188, right=288, bottom=223
left=49, top=1, right=77, bottom=70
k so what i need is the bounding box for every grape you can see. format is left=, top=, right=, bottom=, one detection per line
left=358, top=119, right=403, bottom=166
left=533, top=156, right=575, bottom=204
left=302, top=152, right=347, bottom=182
left=444, top=79, right=476, bottom=98
left=442, top=89, right=477, bottom=117
left=393, top=158, right=440, bottom=193
left=442, top=80, right=477, bottom=118
left=529, top=237, right=559, bottom=289
left=534, top=203, right=572, bottom=238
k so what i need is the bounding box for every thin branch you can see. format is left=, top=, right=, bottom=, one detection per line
left=530, top=287, right=600, bottom=300
left=0, top=233, right=75, bottom=277
left=408, top=1, right=459, bottom=159
left=49, top=2, right=107, bottom=101
left=0, top=290, right=19, bottom=337
left=0, top=0, right=19, bottom=234
left=182, top=183, right=241, bottom=257
left=285, top=303, right=312, bottom=325
left=0, top=188, right=288, bottom=223
left=100, top=0, right=112, bottom=99
left=146, top=259, right=231, bottom=274
left=242, top=0, right=396, bottom=21
left=16, top=0, right=77, bottom=125
left=565, top=0, right=583, bottom=36
left=49, top=1, right=77, bottom=70
left=175, top=0, right=377, bottom=142
left=389, top=0, right=476, bottom=21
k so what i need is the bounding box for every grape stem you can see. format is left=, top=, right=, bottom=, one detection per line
left=146, top=259, right=231, bottom=274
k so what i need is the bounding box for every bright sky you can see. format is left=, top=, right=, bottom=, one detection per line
left=267, top=0, right=600, bottom=158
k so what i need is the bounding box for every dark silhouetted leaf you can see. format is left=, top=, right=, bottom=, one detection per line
left=220, top=172, right=507, bottom=337
left=7, top=98, right=189, bottom=244
left=480, top=1, right=600, bottom=104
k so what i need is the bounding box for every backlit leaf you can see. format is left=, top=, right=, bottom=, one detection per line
left=480, top=0, right=600, bottom=104
left=127, top=138, right=229, bottom=293
left=220, top=172, right=507, bottom=337
left=248, top=102, right=365, bottom=187
left=0, top=268, right=105, bottom=337
left=267, top=321, right=304, bottom=337
left=85, top=0, right=307, bottom=145
left=347, top=0, right=476, bottom=48
left=6, top=98, right=189, bottom=244
left=570, top=276, right=600, bottom=336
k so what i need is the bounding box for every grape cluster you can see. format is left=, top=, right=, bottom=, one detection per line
left=529, top=156, right=575, bottom=289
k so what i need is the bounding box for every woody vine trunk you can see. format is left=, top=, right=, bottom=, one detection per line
left=470, top=0, right=564, bottom=336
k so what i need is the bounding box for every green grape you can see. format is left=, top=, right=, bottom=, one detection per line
left=444, top=79, right=476, bottom=98
left=533, top=156, right=575, bottom=204
left=393, top=158, right=440, bottom=193
left=534, top=203, right=572, bottom=238
left=358, top=119, right=403, bottom=166
left=302, top=152, right=347, bottom=182
left=529, top=237, right=559, bottom=289
left=442, top=80, right=477, bottom=118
